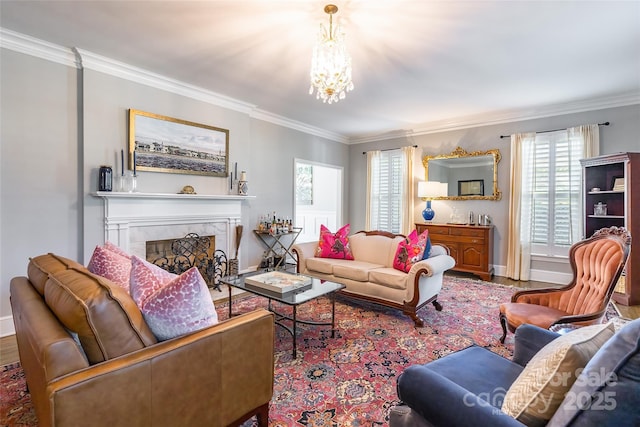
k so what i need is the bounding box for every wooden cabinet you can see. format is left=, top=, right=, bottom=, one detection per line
left=580, top=152, right=639, bottom=305
left=416, top=223, right=494, bottom=281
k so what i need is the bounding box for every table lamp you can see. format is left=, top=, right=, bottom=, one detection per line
left=418, top=181, right=448, bottom=221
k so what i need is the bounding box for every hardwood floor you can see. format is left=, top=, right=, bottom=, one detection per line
left=2, top=273, right=638, bottom=367
left=0, top=334, right=19, bottom=366
left=452, top=271, right=640, bottom=320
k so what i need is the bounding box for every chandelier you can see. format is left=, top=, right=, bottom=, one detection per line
left=309, top=4, right=354, bottom=104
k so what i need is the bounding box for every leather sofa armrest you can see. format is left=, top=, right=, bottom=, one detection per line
left=512, top=324, right=560, bottom=366
left=292, top=241, right=317, bottom=272
left=397, top=366, right=526, bottom=427
left=45, top=309, right=275, bottom=427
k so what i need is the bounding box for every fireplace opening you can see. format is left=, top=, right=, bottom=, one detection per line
left=146, top=233, right=227, bottom=291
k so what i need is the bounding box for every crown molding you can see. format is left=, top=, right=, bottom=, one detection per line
left=4, top=27, right=639, bottom=146
left=0, top=27, right=78, bottom=67
left=349, top=92, right=640, bottom=144
left=77, top=49, right=345, bottom=142
left=75, top=49, right=256, bottom=115
left=2, top=27, right=347, bottom=142
left=250, top=109, right=347, bottom=143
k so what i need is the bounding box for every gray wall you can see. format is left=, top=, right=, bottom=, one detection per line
left=1, top=50, right=80, bottom=332
left=2, top=33, right=639, bottom=335
left=0, top=46, right=348, bottom=334
left=241, top=119, right=349, bottom=265
left=80, top=69, right=254, bottom=263
left=349, top=104, right=640, bottom=279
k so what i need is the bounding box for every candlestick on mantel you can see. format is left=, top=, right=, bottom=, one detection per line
left=121, top=149, right=124, bottom=176
left=133, top=150, right=137, bottom=176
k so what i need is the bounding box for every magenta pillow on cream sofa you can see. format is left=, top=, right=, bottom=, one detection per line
left=315, top=224, right=354, bottom=260
left=130, top=256, right=218, bottom=341
left=393, top=230, right=429, bottom=273
left=87, top=243, right=132, bottom=292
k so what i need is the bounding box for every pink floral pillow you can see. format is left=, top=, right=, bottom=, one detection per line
left=315, top=224, right=354, bottom=260
left=129, top=256, right=218, bottom=341
left=87, top=243, right=132, bottom=292
left=393, top=230, right=429, bottom=273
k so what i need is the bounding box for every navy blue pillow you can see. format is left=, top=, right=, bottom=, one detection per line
left=421, top=235, right=432, bottom=259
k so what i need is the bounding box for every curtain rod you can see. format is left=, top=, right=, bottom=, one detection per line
left=362, top=145, right=418, bottom=155
left=499, top=122, right=610, bottom=139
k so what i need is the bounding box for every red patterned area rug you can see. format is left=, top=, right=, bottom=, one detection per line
left=0, top=276, right=619, bottom=426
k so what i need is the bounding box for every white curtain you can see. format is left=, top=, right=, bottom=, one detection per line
left=506, top=124, right=600, bottom=281
left=401, top=145, right=415, bottom=235
left=567, top=124, right=600, bottom=243
left=506, top=132, right=536, bottom=281
left=365, top=150, right=380, bottom=231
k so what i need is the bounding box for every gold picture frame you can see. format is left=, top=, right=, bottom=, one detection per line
left=611, top=176, right=625, bottom=192
left=128, top=109, right=229, bottom=177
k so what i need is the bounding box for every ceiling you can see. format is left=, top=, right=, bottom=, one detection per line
left=2, top=1, right=639, bottom=143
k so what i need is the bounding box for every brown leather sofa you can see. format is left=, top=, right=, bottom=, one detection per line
left=10, top=253, right=275, bottom=427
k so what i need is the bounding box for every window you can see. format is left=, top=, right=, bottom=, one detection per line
left=525, top=130, right=584, bottom=257
left=369, top=149, right=404, bottom=233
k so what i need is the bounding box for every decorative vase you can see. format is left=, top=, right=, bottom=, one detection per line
left=121, top=171, right=137, bottom=193
left=98, top=166, right=113, bottom=191
left=238, top=171, right=248, bottom=195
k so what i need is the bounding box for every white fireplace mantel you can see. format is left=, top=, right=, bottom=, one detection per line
left=93, top=191, right=255, bottom=259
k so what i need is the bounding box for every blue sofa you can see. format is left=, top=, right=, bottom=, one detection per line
left=390, top=319, right=640, bottom=427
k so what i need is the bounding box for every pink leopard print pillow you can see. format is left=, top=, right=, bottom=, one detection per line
left=129, top=256, right=218, bottom=341
left=87, top=243, right=132, bottom=292
left=104, top=241, right=131, bottom=259
left=393, top=229, right=429, bottom=273
left=315, top=224, right=354, bottom=260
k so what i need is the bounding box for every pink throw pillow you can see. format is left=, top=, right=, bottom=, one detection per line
left=393, top=230, right=429, bottom=273
left=87, top=244, right=132, bottom=292
left=130, top=256, right=218, bottom=341
left=104, top=241, right=131, bottom=259
left=315, top=224, right=354, bottom=260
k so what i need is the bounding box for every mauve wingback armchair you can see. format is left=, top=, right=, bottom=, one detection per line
left=499, top=226, right=630, bottom=343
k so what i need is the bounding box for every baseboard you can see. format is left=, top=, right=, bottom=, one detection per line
left=494, top=265, right=571, bottom=285
left=0, top=316, right=15, bottom=338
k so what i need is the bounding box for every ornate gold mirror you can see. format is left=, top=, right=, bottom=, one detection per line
left=422, top=147, right=502, bottom=200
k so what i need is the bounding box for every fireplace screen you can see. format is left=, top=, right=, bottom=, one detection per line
left=146, top=233, right=227, bottom=291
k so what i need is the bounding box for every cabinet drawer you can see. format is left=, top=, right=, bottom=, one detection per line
left=425, top=227, right=450, bottom=236
left=431, top=235, right=484, bottom=245
left=449, top=227, right=485, bottom=238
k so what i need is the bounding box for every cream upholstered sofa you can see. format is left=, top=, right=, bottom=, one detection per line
left=292, top=230, right=456, bottom=326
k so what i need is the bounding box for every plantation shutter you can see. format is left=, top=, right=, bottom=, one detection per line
left=530, top=130, right=584, bottom=255
left=370, top=149, right=403, bottom=233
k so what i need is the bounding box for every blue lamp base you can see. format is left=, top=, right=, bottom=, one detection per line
left=422, top=200, right=435, bottom=221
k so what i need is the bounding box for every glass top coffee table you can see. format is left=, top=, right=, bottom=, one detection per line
left=221, top=271, right=345, bottom=357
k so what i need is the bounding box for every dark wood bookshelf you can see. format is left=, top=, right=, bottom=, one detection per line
left=581, top=152, right=640, bottom=305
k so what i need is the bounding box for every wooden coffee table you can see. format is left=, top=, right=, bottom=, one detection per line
left=221, top=272, right=345, bottom=357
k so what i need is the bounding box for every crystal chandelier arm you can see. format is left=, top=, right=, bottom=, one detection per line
left=309, top=4, right=354, bottom=104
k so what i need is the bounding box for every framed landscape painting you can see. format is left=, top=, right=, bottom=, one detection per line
left=128, top=109, right=229, bottom=177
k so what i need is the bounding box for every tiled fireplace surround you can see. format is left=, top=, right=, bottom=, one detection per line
left=95, top=192, right=250, bottom=263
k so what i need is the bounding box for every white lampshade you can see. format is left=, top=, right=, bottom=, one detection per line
left=418, top=181, right=447, bottom=198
